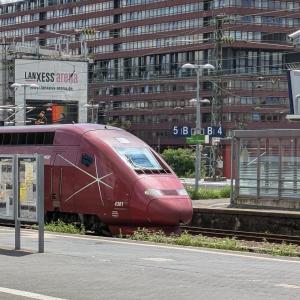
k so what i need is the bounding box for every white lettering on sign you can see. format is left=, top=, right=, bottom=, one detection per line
left=173, top=126, right=178, bottom=135
left=182, top=126, right=189, bottom=135
left=207, top=127, right=213, bottom=135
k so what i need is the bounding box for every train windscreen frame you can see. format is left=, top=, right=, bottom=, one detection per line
left=115, top=147, right=163, bottom=170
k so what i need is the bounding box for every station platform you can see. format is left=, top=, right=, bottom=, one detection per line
left=192, top=198, right=230, bottom=209
left=191, top=198, right=300, bottom=237
left=181, top=178, right=231, bottom=190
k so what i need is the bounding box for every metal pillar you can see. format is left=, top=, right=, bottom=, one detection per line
left=23, top=86, right=26, bottom=125
left=195, top=69, right=201, bottom=191
left=13, top=156, right=20, bottom=250
left=37, top=155, right=44, bottom=253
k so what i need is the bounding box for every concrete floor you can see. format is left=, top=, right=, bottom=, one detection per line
left=0, top=227, right=299, bottom=300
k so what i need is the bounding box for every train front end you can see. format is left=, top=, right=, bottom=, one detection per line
left=108, top=144, right=193, bottom=235
left=136, top=175, right=193, bottom=226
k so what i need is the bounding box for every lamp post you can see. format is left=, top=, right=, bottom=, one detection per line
left=11, top=83, right=39, bottom=125
left=181, top=63, right=215, bottom=191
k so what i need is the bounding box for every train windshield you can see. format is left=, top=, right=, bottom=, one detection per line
left=115, top=147, right=163, bottom=170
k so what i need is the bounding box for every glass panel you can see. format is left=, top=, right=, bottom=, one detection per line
left=281, top=139, right=300, bottom=198
left=238, top=139, right=258, bottom=196
left=18, top=157, right=38, bottom=221
left=236, top=135, right=300, bottom=200
left=0, top=157, right=14, bottom=220
left=260, top=138, right=279, bottom=197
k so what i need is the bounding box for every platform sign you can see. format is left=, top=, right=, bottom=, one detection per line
left=0, top=157, right=14, bottom=220
left=172, top=126, right=192, bottom=137
left=17, top=156, right=38, bottom=222
left=186, top=134, right=205, bottom=144
left=205, top=126, right=225, bottom=138
left=0, top=154, right=44, bottom=253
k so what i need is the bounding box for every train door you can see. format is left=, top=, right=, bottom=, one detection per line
left=51, top=153, right=64, bottom=211
left=51, top=151, right=76, bottom=212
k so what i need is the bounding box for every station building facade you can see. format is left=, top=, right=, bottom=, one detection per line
left=0, top=0, right=300, bottom=149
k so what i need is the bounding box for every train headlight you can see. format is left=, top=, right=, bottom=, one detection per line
left=144, top=188, right=189, bottom=197
left=176, top=189, right=188, bottom=196
left=144, top=189, right=164, bottom=197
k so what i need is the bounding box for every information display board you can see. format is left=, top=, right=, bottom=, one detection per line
left=204, top=126, right=225, bottom=138
left=172, top=126, right=192, bottom=137
left=0, top=157, right=14, bottom=220
left=17, top=157, right=38, bottom=221
left=0, top=154, right=44, bottom=252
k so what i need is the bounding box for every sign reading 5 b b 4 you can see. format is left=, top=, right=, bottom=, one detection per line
left=205, top=126, right=225, bottom=137
left=172, top=126, right=192, bottom=137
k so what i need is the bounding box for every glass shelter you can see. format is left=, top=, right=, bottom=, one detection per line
left=231, top=129, right=300, bottom=210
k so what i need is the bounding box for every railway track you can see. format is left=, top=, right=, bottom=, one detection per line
left=1, top=221, right=299, bottom=245
left=181, top=226, right=300, bottom=245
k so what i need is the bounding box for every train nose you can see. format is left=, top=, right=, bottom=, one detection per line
left=147, top=197, right=193, bottom=225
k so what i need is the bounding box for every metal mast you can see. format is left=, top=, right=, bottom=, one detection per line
left=211, top=15, right=225, bottom=179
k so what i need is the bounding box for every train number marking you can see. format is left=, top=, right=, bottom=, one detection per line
left=114, top=201, right=124, bottom=207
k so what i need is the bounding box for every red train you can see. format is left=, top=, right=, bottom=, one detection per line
left=0, top=124, right=193, bottom=234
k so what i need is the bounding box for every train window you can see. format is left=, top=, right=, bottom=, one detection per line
left=18, top=133, right=27, bottom=145
left=36, top=133, right=44, bottom=144
left=0, top=132, right=55, bottom=145
left=27, top=133, right=36, bottom=144
left=11, top=133, right=19, bottom=145
left=150, top=149, right=172, bottom=173
left=81, top=153, right=94, bottom=167
left=0, top=133, right=4, bottom=145
left=44, top=132, right=55, bottom=144
left=3, top=133, right=12, bottom=145
left=115, top=147, right=163, bottom=170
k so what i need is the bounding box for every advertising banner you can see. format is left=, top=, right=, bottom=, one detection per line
left=0, top=157, right=14, bottom=220
left=14, top=59, right=88, bottom=124
left=17, top=157, right=38, bottom=221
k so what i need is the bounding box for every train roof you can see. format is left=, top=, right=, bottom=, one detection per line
left=0, top=123, right=123, bottom=135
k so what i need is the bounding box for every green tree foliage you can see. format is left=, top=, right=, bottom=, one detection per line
left=162, top=148, right=195, bottom=177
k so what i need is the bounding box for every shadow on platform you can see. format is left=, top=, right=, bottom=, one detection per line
left=0, top=248, right=33, bottom=257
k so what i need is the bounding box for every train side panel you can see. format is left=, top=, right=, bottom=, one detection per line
left=77, top=130, right=135, bottom=224
left=38, top=129, right=81, bottom=214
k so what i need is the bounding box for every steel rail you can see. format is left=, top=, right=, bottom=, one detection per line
left=181, top=225, right=300, bottom=245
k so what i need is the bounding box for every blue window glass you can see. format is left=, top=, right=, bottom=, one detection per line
left=115, top=147, right=163, bottom=170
